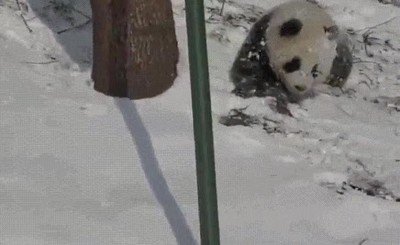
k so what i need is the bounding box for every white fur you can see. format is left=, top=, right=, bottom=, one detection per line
left=265, top=0, right=338, bottom=98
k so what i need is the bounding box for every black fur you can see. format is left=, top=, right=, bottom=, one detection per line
left=230, top=11, right=352, bottom=105
left=283, top=57, right=301, bottom=73
left=327, top=40, right=353, bottom=87
left=311, top=64, right=322, bottom=78
left=230, top=13, right=290, bottom=101
left=280, top=19, right=303, bottom=37
left=324, top=25, right=339, bottom=40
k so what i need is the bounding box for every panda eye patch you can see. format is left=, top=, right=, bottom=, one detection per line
left=283, top=57, right=301, bottom=73
left=280, top=18, right=303, bottom=37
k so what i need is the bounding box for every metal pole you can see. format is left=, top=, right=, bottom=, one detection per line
left=184, top=0, right=220, bottom=244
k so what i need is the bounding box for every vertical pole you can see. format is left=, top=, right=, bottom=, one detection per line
left=184, top=0, right=220, bottom=244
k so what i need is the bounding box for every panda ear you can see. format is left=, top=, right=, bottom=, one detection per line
left=324, top=25, right=339, bottom=40
left=280, top=18, right=303, bottom=37
left=283, top=57, right=301, bottom=73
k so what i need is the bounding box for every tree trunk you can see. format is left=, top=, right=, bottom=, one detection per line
left=90, top=0, right=179, bottom=99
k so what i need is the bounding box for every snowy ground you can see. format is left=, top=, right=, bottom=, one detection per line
left=1, top=0, right=400, bottom=244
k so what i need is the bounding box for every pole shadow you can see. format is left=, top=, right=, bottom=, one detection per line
left=114, top=98, right=198, bottom=245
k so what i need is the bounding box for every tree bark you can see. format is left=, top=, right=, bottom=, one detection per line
left=90, top=0, right=179, bottom=99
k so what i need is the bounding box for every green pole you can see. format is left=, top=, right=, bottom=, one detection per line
left=184, top=0, right=220, bottom=244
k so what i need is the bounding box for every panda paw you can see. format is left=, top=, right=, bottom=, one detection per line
left=231, top=82, right=259, bottom=98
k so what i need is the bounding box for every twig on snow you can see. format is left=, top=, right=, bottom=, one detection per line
left=15, top=0, right=33, bottom=33
left=57, top=18, right=91, bottom=34
left=56, top=5, right=92, bottom=34
left=69, top=5, right=91, bottom=19
left=22, top=56, right=58, bottom=64
left=22, top=60, right=58, bottom=65
left=354, top=16, right=398, bottom=33
left=362, top=31, right=378, bottom=57
left=352, top=60, right=381, bottom=65
left=359, top=72, right=374, bottom=88
left=354, top=159, right=375, bottom=176
left=219, top=0, right=226, bottom=16
left=358, top=238, right=368, bottom=245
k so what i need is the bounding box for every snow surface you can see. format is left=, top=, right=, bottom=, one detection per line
left=0, top=0, right=400, bottom=244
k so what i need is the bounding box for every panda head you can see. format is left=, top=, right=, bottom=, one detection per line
left=265, top=0, right=338, bottom=99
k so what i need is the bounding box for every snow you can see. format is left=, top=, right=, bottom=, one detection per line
left=1, top=0, right=400, bottom=244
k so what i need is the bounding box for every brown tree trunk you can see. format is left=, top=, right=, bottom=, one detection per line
left=90, top=0, right=179, bottom=99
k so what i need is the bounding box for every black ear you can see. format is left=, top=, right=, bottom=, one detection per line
left=283, top=57, right=301, bottom=73
left=280, top=18, right=303, bottom=37
left=324, top=25, right=339, bottom=40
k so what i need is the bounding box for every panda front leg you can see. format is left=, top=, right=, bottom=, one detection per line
left=230, top=13, right=275, bottom=98
left=230, top=48, right=281, bottom=99
left=230, top=62, right=267, bottom=98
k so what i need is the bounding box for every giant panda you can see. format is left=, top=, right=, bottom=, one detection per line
left=230, top=0, right=353, bottom=103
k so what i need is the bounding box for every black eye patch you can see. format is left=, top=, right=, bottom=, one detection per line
left=280, top=18, right=303, bottom=37
left=283, top=57, right=301, bottom=73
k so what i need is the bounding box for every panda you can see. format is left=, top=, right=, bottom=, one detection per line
left=230, top=0, right=353, bottom=103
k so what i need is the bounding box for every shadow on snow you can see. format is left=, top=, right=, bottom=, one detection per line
left=27, top=0, right=93, bottom=70
left=115, top=98, right=198, bottom=245
left=26, top=0, right=197, bottom=243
